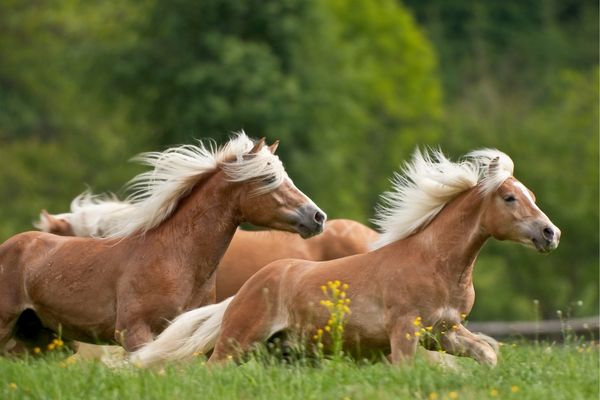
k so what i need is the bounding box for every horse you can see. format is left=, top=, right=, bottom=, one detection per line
left=37, top=208, right=378, bottom=301
left=0, top=133, right=326, bottom=353
left=131, top=148, right=560, bottom=367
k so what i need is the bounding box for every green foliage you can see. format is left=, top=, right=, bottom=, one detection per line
left=291, top=0, right=442, bottom=220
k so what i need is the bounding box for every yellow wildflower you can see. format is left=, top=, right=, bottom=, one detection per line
left=47, top=343, right=56, bottom=351
left=460, top=313, right=467, bottom=320
left=342, top=283, right=349, bottom=291
left=448, top=391, right=458, bottom=399
left=413, top=317, right=422, bottom=326
left=490, top=389, right=498, bottom=397
left=511, top=386, right=519, bottom=393
left=426, top=326, right=433, bottom=331
left=324, top=326, right=331, bottom=332
left=9, top=383, right=17, bottom=390
left=405, top=333, right=412, bottom=340
left=320, top=285, right=327, bottom=294
left=33, top=347, right=41, bottom=354
left=414, top=331, right=421, bottom=337
left=428, top=392, right=438, bottom=400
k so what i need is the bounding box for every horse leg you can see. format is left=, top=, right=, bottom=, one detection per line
left=388, top=319, right=419, bottom=364
left=0, top=288, right=23, bottom=355
left=440, top=324, right=497, bottom=366
left=208, top=300, right=279, bottom=364
left=115, top=319, right=153, bottom=352
left=473, top=332, right=500, bottom=354
left=418, top=348, right=461, bottom=370
left=0, top=310, right=20, bottom=355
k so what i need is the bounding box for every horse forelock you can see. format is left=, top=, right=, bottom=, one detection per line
left=371, top=147, right=514, bottom=249
left=92, top=131, right=286, bottom=238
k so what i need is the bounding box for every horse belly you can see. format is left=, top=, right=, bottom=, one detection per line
left=24, top=261, right=117, bottom=342
left=32, top=305, right=116, bottom=343
left=343, top=304, right=389, bottom=353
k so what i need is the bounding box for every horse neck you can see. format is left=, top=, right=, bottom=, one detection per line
left=425, top=188, right=490, bottom=284
left=386, top=187, right=490, bottom=285
left=148, top=170, right=242, bottom=280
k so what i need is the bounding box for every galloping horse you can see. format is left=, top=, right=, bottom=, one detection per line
left=132, top=148, right=560, bottom=367
left=38, top=207, right=377, bottom=301
left=0, top=133, right=326, bottom=352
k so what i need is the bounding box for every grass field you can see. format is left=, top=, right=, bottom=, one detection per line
left=1, top=341, right=598, bottom=400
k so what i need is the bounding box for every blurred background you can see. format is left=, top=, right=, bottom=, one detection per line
left=0, top=0, right=597, bottom=322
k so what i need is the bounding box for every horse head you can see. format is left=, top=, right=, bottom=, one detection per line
left=481, top=157, right=560, bottom=253
left=233, top=138, right=326, bottom=238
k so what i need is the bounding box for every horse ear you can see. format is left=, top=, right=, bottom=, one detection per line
left=36, top=209, right=59, bottom=231
left=268, top=140, right=280, bottom=154
left=250, top=137, right=266, bottom=154
left=487, top=156, right=500, bottom=177
left=41, top=209, right=58, bottom=224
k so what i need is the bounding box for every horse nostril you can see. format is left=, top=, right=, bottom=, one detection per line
left=542, top=227, right=554, bottom=241
left=314, top=211, right=325, bottom=225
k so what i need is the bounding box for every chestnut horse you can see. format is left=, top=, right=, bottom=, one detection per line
left=37, top=207, right=377, bottom=301
left=132, top=148, right=560, bottom=367
left=0, top=133, right=326, bottom=353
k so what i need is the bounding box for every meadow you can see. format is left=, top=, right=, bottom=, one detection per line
left=1, top=341, right=597, bottom=400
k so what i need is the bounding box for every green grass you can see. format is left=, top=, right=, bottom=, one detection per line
left=1, top=342, right=598, bottom=400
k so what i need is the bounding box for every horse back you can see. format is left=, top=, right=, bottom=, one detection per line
left=316, top=219, right=378, bottom=260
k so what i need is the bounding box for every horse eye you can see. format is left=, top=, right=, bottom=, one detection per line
left=263, top=175, right=277, bottom=184
left=503, top=195, right=516, bottom=203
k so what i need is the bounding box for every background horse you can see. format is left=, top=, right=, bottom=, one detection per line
left=38, top=208, right=377, bottom=301
left=0, top=133, right=325, bottom=353
left=132, top=148, right=560, bottom=367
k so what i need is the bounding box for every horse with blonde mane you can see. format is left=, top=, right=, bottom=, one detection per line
left=132, top=148, right=560, bottom=367
left=0, top=133, right=326, bottom=353
left=37, top=205, right=377, bottom=301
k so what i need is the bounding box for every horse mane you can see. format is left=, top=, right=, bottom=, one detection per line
left=63, top=132, right=286, bottom=239
left=371, top=147, right=514, bottom=249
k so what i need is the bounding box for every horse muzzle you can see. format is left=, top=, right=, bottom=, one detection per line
left=531, top=224, right=561, bottom=253
left=294, top=204, right=327, bottom=238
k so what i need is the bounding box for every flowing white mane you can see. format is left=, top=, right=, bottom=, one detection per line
left=50, top=132, right=287, bottom=239
left=371, top=147, right=514, bottom=249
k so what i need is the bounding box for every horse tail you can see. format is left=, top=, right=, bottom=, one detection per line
left=130, top=296, right=234, bottom=367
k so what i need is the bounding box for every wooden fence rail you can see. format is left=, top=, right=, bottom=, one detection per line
left=468, top=316, right=599, bottom=340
